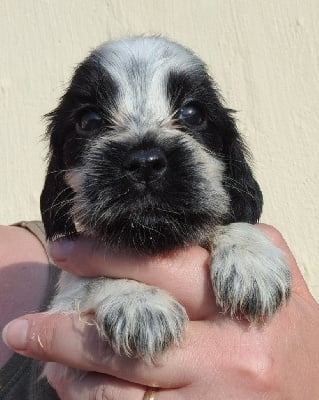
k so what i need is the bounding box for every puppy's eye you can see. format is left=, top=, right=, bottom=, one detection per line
left=179, top=102, right=205, bottom=127
left=77, top=111, right=103, bottom=131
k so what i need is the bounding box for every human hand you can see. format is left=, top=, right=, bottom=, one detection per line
left=2, top=225, right=319, bottom=399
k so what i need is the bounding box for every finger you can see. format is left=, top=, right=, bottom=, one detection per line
left=257, top=224, right=313, bottom=298
left=47, top=369, right=146, bottom=400
left=48, top=368, right=186, bottom=400
left=3, top=310, right=285, bottom=393
left=49, top=240, right=215, bottom=320
left=2, top=312, right=213, bottom=387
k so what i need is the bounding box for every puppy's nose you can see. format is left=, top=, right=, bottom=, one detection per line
left=123, top=148, right=167, bottom=183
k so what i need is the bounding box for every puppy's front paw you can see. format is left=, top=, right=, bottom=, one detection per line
left=212, top=223, right=291, bottom=321
left=95, top=284, right=188, bottom=362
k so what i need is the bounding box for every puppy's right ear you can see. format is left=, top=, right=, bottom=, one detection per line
left=40, top=111, right=76, bottom=241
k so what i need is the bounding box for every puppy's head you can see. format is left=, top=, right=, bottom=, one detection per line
left=41, top=36, right=262, bottom=253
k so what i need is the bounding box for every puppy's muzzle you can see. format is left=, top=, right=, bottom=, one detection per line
left=123, top=148, right=168, bottom=183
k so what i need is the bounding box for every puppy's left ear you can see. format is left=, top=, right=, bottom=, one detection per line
left=40, top=107, right=76, bottom=241
left=40, top=154, right=76, bottom=241
left=221, top=113, right=263, bottom=224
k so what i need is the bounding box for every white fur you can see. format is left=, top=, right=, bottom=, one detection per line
left=47, top=272, right=188, bottom=362
left=95, top=37, right=205, bottom=133
left=211, top=223, right=291, bottom=320
left=42, top=37, right=291, bottom=383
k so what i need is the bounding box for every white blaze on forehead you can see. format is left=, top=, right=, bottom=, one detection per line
left=95, top=37, right=205, bottom=131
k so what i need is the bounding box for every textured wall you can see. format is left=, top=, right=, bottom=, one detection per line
left=0, top=0, right=318, bottom=299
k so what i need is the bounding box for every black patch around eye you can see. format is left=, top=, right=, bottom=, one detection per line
left=77, top=110, right=103, bottom=132
left=166, top=70, right=215, bottom=131
left=167, top=72, right=190, bottom=110
left=166, top=70, right=231, bottom=154
left=60, top=56, right=119, bottom=135
left=179, top=102, right=206, bottom=127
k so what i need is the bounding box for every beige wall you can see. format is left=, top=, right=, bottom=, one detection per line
left=1, top=0, right=318, bottom=299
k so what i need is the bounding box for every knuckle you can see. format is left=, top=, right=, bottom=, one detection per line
left=36, top=316, right=59, bottom=357
left=28, top=314, right=68, bottom=360
left=236, top=349, right=279, bottom=393
left=257, top=224, right=286, bottom=247
left=93, top=385, right=110, bottom=400
left=93, top=383, right=139, bottom=400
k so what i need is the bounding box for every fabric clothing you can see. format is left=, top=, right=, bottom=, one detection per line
left=0, top=221, right=60, bottom=399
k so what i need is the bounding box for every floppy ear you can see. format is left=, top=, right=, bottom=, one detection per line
left=221, top=114, right=263, bottom=225
left=40, top=56, right=105, bottom=240
left=40, top=113, right=76, bottom=241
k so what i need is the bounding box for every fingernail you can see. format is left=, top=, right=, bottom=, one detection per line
left=49, top=239, right=74, bottom=261
left=2, top=319, right=29, bottom=350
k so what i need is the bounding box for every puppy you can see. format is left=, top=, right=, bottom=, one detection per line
left=40, top=36, right=291, bottom=377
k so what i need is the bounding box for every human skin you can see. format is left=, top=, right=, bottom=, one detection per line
left=1, top=224, right=319, bottom=399
left=0, top=226, right=49, bottom=367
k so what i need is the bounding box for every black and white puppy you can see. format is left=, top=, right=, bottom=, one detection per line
left=41, top=36, right=291, bottom=374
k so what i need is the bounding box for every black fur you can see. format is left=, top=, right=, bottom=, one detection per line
left=41, top=38, right=263, bottom=252
left=166, top=69, right=263, bottom=225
